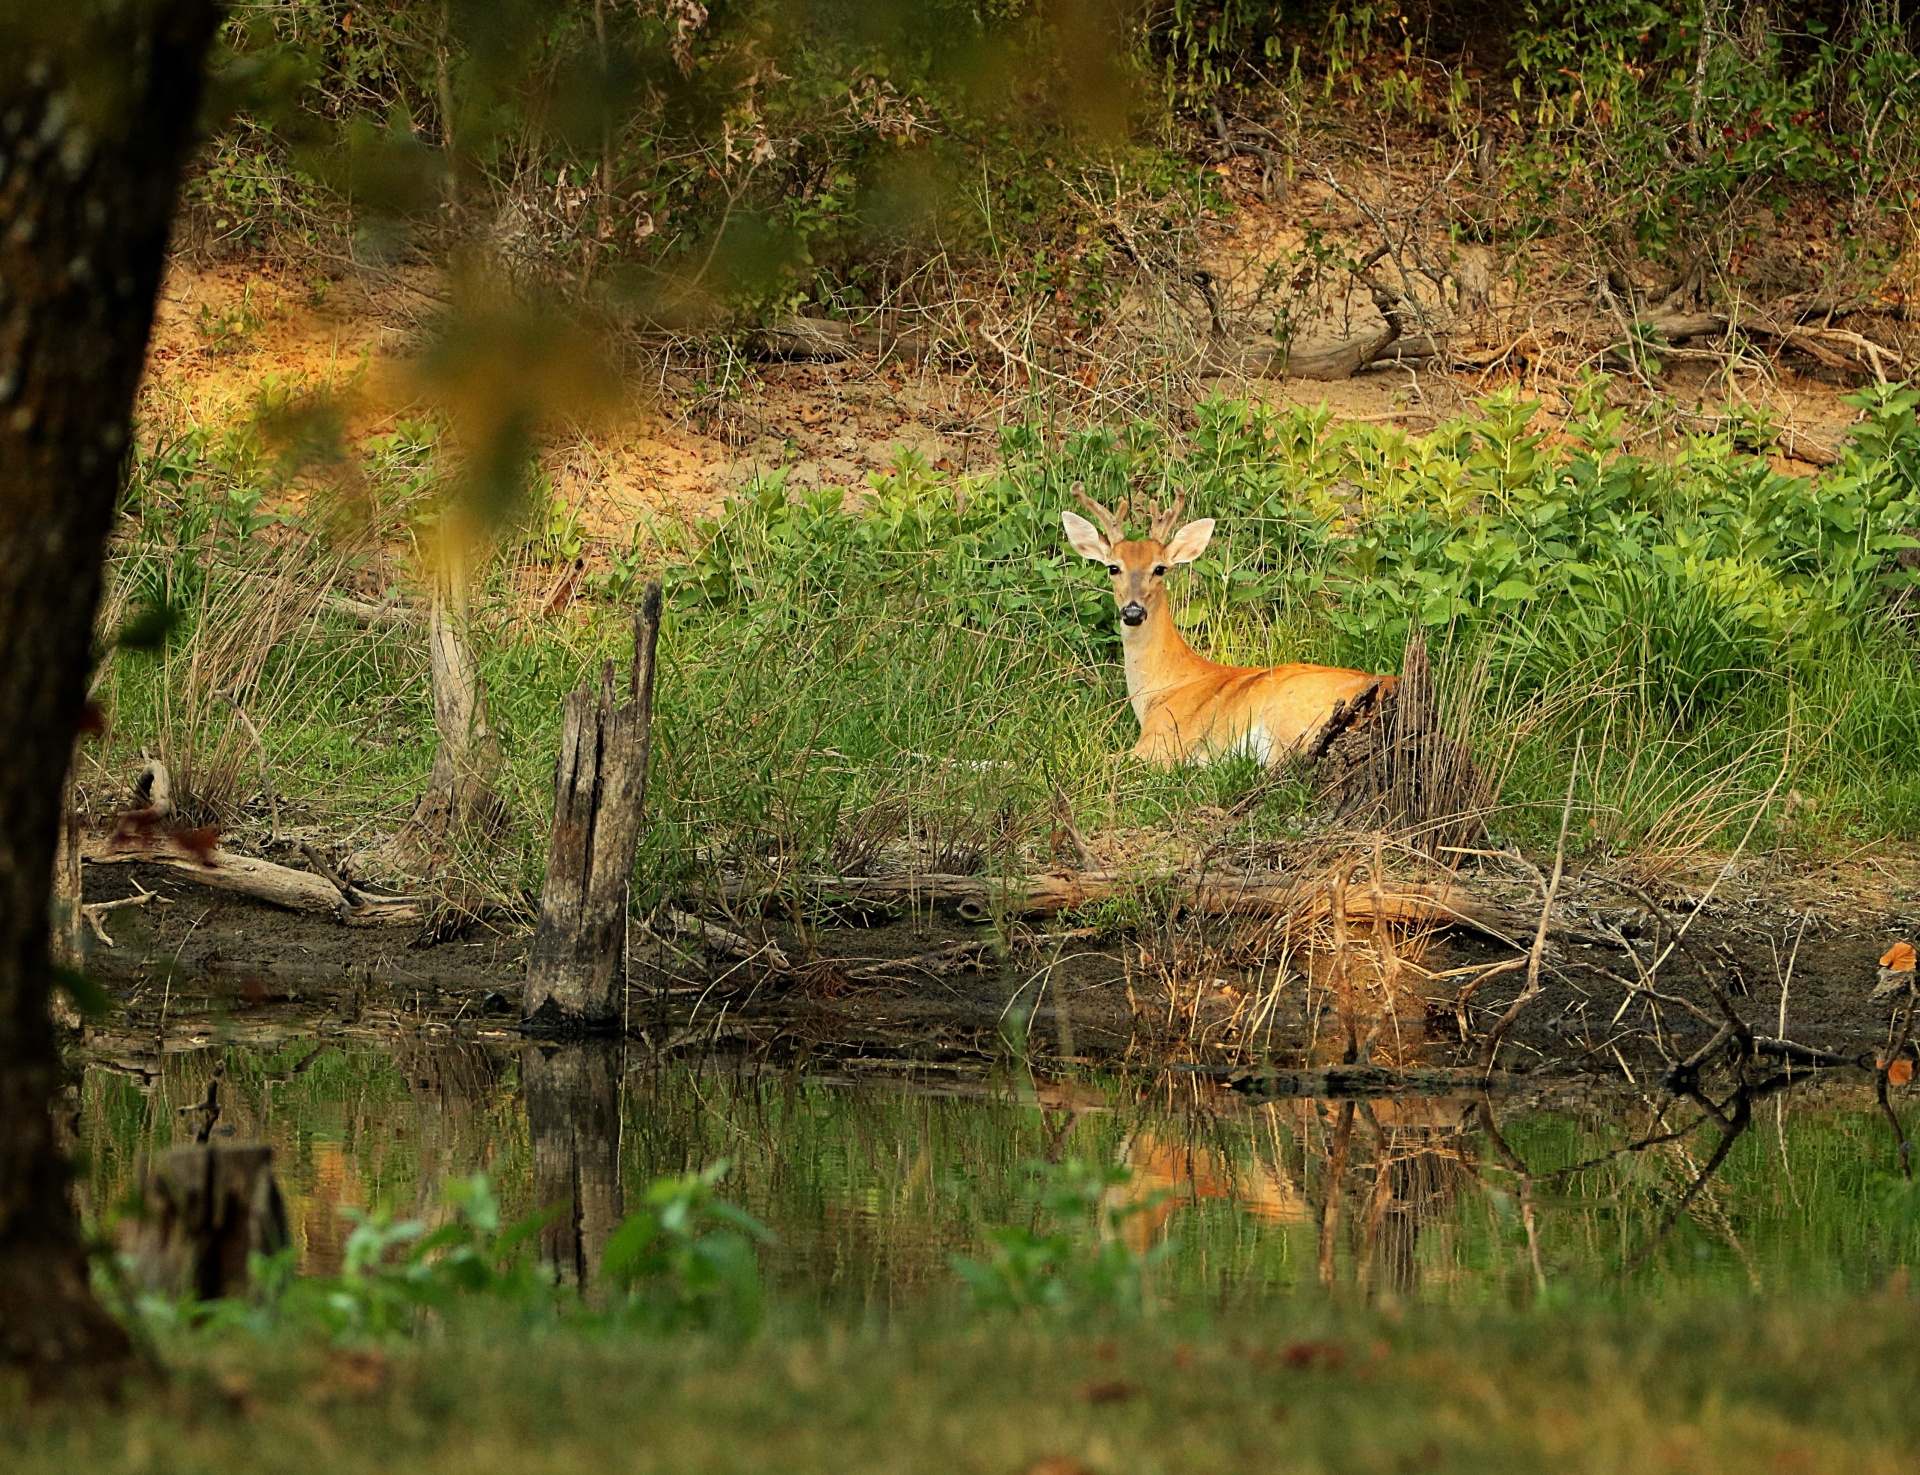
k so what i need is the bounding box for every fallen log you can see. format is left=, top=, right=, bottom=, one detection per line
left=1623, top=309, right=1903, bottom=379
left=83, top=832, right=424, bottom=926
left=751, top=316, right=863, bottom=361
left=722, top=868, right=1516, bottom=941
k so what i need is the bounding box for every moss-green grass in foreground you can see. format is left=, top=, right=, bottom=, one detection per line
left=9, top=1299, right=1919, bottom=1474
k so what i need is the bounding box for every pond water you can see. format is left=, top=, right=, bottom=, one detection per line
left=74, top=1037, right=1920, bottom=1309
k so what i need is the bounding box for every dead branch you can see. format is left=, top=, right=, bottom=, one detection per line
left=83, top=832, right=424, bottom=926
left=80, top=882, right=164, bottom=947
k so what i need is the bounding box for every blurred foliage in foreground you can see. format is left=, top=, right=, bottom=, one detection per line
left=191, top=0, right=1920, bottom=320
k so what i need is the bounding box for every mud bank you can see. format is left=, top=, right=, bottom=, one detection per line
left=76, top=853, right=1920, bottom=1081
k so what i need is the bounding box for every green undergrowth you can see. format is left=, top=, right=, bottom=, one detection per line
left=99, top=383, right=1920, bottom=905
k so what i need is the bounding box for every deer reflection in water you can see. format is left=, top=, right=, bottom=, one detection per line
left=1084, top=1081, right=1478, bottom=1296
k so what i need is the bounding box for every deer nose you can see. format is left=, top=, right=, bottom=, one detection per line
left=1120, top=602, right=1148, bottom=626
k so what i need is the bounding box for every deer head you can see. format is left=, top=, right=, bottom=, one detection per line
left=1060, top=483, right=1215, bottom=628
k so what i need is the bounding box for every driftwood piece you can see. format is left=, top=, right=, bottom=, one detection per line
left=751, top=316, right=862, bottom=361
left=120, top=1144, right=290, bottom=1300
left=1626, top=308, right=1904, bottom=380
left=83, top=833, right=423, bottom=925
left=523, top=584, right=663, bottom=1033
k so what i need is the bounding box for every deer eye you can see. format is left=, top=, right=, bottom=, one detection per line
left=1107, top=564, right=1121, bottom=575
left=1152, top=564, right=1168, bottom=577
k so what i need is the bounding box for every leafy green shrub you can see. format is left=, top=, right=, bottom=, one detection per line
left=131, top=1168, right=769, bottom=1345
left=600, top=1163, right=771, bottom=1338
left=954, top=1158, right=1171, bottom=1314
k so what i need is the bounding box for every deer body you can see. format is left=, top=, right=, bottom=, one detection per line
left=1064, top=488, right=1394, bottom=767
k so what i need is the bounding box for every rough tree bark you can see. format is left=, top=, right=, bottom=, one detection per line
left=402, top=546, right=505, bottom=858
left=0, top=0, right=224, bottom=1389
left=522, top=584, right=663, bottom=1033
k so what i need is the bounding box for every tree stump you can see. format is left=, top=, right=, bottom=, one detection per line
left=120, top=1145, right=290, bottom=1300
left=1309, top=630, right=1488, bottom=855
left=522, top=583, right=663, bottom=1033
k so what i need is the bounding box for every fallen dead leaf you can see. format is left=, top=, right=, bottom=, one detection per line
left=1076, top=1377, right=1138, bottom=1405
left=1883, top=942, right=1916, bottom=972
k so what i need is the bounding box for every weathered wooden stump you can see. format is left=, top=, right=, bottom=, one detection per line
left=120, top=1145, right=290, bottom=1300
left=1310, top=630, right=1488, bottom=855
left=522, top=583, right=663, bottom=1034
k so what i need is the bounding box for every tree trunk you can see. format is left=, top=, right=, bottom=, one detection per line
left=403, top=547, right=504, bottom=859
left=522, top=584, right=663, bottom=1033
left=50, top=773, right=82, bottom=977
left=523, top=1040, right=624, bottom=1294
left=0, top=0, right=224, bottom=1389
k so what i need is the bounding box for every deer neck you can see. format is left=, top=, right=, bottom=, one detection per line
left=1121, top=599, right=1212, bottom=722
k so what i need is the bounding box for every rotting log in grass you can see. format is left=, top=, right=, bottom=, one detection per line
left=522, top=583, right=664, bottom=1034
left=83, top=834, right=424, bottom=926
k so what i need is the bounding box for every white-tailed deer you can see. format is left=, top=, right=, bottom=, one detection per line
left=1062, top=485, right=1395, bottom=766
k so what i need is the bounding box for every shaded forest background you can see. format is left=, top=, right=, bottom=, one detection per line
left=190, top=0, right=1920, bottom=354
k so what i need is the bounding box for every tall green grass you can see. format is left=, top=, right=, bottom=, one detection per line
left=99, top=385, right=1920, bottom=897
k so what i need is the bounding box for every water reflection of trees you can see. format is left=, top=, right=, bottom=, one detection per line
left=73, top=1042, right=1920, bottom=1300
left=1096, top=1070, right=1912, bottom=1300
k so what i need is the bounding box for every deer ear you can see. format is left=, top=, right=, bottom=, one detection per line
left=1163, top=518, right=1216, bottom=565
left=1062, top=511, right=1112, bottom=563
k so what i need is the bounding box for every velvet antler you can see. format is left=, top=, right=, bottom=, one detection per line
left=1147, top=490, right=1187, bottom=543
left=1071, top=482, right=1127, bottom=543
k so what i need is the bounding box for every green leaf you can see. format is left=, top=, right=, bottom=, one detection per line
left=115, top=599, right=182, bottom=653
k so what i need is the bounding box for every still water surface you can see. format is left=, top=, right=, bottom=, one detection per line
left=74, top=1037, right=1919, bottom=1308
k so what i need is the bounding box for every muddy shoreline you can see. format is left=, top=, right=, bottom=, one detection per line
left=73, top=854, right=1920, bottom=1084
